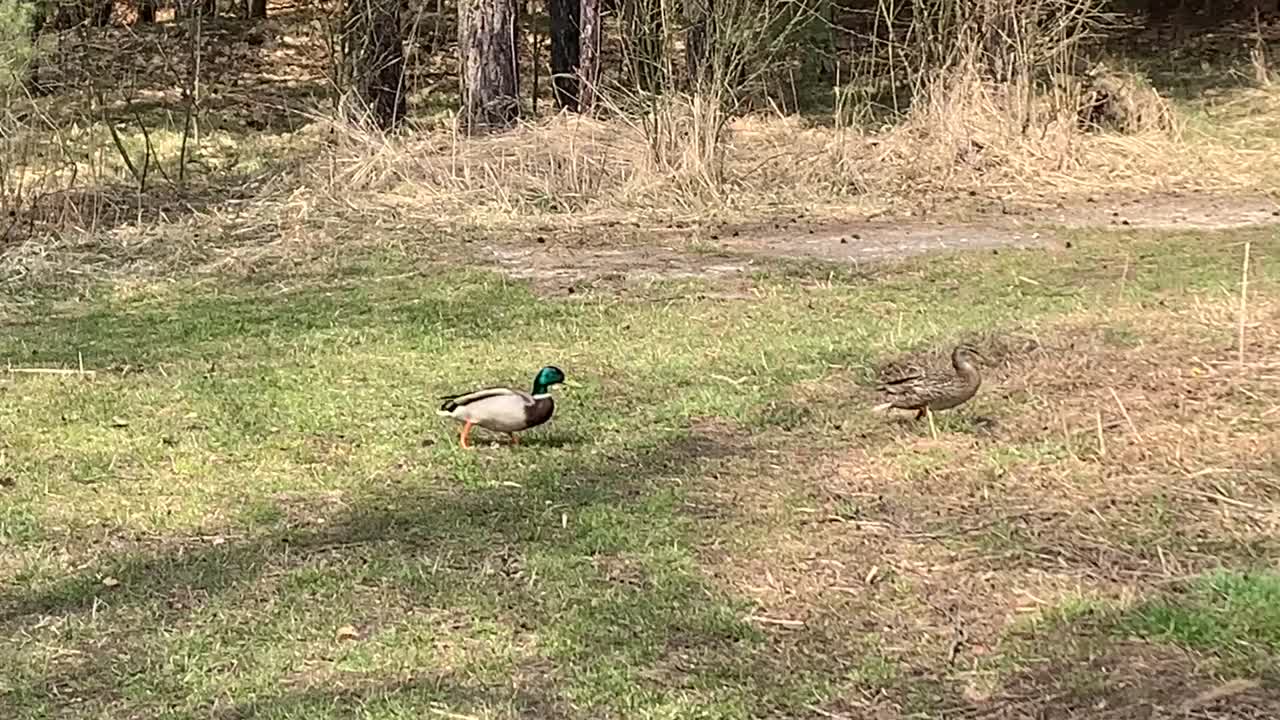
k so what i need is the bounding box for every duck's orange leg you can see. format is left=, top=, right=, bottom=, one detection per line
left=460, top=421, right=475, bottom=449
left=508, top=433, right=520, bottom=445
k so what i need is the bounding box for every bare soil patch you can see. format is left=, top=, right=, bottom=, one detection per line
left=713, top=192, right=1280, bottom=265
left=472, top=192, right=1280, bottom=292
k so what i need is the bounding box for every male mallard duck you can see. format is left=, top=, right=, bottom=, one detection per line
left=437, top=366, right=566, bottom=448
left=873, top=345, right=985, bottom=419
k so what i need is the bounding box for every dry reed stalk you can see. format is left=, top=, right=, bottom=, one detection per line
left=6, top=367, right=96, bottom=376
left=1059, top=411, right=1076, bottom=459
left=1239, top=241, right=1251, bottom=369
left=1109, top=388, right=1144, bottom=447
left=746, top=614, right=805, bottom=628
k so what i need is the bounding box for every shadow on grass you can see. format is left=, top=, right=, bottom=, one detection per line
left=5, top=272, right=560, bottom=367
left=937, top=590, right=1280, bottom=719
left=0, top=430, right=787, bottom=717
left=221, top=676, right=573, bottom=719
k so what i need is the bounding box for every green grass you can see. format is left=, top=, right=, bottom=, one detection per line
left=1122, top=570, right=1280, bottom=665
left=2, top=225, right=1278, bottom=718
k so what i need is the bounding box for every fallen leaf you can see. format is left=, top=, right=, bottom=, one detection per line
left=335, top=625, right=360, bottom=641
left=102, top=576, right=120, bottom=587
left=110, top=417, right=129, bottom=427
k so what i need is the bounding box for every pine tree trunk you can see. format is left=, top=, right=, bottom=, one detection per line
left=548, top=0, right=580, bottom=110
left=578, top=0, right=600, bottom=112
left=460, top=0, right=520, bottom=131
left=343, top=0, right=408, bottom=130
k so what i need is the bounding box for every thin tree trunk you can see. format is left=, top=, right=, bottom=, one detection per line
left=26, top=8, right=46, bottom=96
left=528, top=0, right=542, bottom=114
left=578, top=0, right=600, bottom=112
left=93, top=0, right=115, bottom=25
left=344, top=0, right=408, bottom=130
left=460, top=0, right=520, bottom=131
left=248, top=0, right=267, bottom=19
left=548, top=0, right=580, bottom=110
left=139, top=0, right=155, bottom=23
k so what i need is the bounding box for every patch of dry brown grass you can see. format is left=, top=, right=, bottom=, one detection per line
left=692, top=294, right=1280, bottom=701
left=293, top=80, right=1277, bottom=237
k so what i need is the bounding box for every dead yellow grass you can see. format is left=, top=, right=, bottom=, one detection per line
left=296, top=82, right=1279, bottom=233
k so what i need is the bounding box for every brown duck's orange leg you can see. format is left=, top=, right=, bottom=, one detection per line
left=509, top=433, right=520, bottom=445
left=460, top=421, right=475, bottom=449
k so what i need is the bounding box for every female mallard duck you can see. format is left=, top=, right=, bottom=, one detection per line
left=437, top=366, right=566, bottom=448
left=873, top=345, right=985, bottom=419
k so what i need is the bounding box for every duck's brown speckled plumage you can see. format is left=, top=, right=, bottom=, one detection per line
left=874, top=345, right=984, bottom=419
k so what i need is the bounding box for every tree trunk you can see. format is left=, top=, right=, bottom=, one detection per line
left=343, top=0, right=408, bottom=130
left=248, top=0, right=267, bottom=19
left=1146, top=0, right=1174, bottom=20
left=578, top=0, right=600, bottom=112
left=93, top=0, right=115, bottom=26
left=460, top=0, right=520, bottom=131
left=26, top=8, right=47, bottom=96
left=548, top=0, right=580, bottom=110
left=139, top=0, right=155, bottom=22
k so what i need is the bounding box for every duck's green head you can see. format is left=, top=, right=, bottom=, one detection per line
left=532, top=365, right=566, bottom=395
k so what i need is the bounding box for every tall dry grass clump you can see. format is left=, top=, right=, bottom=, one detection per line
left=859, top=0, right=1184, bottom=196
left=302, top=0, right=827, bottom=224
left=306, top=0, right=1229, bottom=227
left=606, top=0, right=821, bottom=201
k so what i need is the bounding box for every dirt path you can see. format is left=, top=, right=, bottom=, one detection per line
left=488, top=193, right=1279, bottom=293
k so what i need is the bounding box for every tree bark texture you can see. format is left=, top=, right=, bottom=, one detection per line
left=578, top=0, right=601, bottom=112
left=344, top=0, right=408, bottom=130
left=548, top=0, right=580, bottom=110
left=460, top=0, right=520, bottom=131
left=248, top=0, right=268, bottom=19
